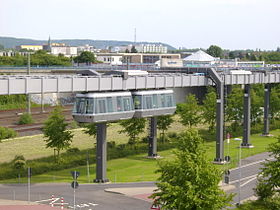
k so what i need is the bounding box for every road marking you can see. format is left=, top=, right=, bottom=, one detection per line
left=230, top=157, right=274, bottom=172
left=240, top=176, right=257, bottom=187
left=68, top=202, right=99, bottom=209
left=35, top=198, right=53, bottom=202
left=89, top=202, right=99, bottom=206
left=229, top=174, right=257, bottom=185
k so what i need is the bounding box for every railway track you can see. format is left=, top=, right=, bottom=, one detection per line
left=0, top=106, right=74, bottom=136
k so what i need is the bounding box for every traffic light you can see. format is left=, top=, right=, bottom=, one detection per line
left=71, top=171, right=80, bottom=189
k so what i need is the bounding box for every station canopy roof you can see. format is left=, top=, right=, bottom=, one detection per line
left=183, top=50, right=216, bottom=62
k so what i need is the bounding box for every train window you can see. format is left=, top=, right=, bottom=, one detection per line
left=145, top=95, right=153, bottom=109
left=97, top=99, right=106, bottom=114
left=160, top=94, right=166, bottom=108
left=123, top=97, right=131, bottom=111
left=134, top=96, right=142, bottom=109
left=86, top=98, right=94, bottom=114
left=166, top=95, right=173, bottom=107
left=117, top=96, right=123, bottom=112
left=153, top=95, right=158, bottom=108
left=107, top=97, right=113, bottom=112
left=77, top=98, right=86, bottom=113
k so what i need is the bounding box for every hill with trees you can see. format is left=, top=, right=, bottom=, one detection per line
left=0, top=36, right=176, bottom=50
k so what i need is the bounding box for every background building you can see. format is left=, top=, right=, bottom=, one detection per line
left=16, top=45, right=43, bottom=51
left=51, top=45, right=78, bottom=57
left=96, top=53, right=123, bottom=65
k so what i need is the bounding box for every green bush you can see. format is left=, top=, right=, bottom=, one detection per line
left=18, top=113, right=34, bottom=125
left=0, top=126, right=17, bottom=140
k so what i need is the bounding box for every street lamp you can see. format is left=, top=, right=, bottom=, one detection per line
left=234, top=138, right=242, bottom=206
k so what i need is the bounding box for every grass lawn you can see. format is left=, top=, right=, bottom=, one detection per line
left=0, top=116, right=185, bottom=163
left=1, top=129, right=278, bottom=184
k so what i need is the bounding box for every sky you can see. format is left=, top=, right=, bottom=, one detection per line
left=0, top=0, right=280, bottom=50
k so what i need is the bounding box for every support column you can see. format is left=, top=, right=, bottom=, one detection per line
left=148, top=117, right=158, bottom=157
left=263, top=84, right=271, bottom=136
left=214, top=82, right=225, bottom=163
left=41, top=93, right=45, bottom=113
left=26, top=95, right=31, bottom=114
left=94, top=123, right=109, bottom=183
left=242, top=84, right=254, bottom=148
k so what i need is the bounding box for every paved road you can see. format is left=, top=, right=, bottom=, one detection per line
left=0, top=152, right=272, bottom=209
left=0, top=182, right=154, bottom=210
left=227, top=152, right=271, bottom=205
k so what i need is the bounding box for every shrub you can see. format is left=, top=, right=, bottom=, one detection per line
left=167, top=131, right=178, bottom=139
left=0, top=126, right=17, bottom=140
left=66, top=147, right=80, bottom=153
left=18, top=113, right=34, bottom=125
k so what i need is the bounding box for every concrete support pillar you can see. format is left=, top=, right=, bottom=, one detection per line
left=41, top=93, right=44, bottom=113
left=26, top=94, right=31, bottom=114
left=214, top=83, right=225, bottom=163
left=263, top=84, right=271, bottom=136
left=242, top=84, right=253, bottom=148
left=148, top=117, right=157, bottom=157
left=94, top=123, right=109, bottom=183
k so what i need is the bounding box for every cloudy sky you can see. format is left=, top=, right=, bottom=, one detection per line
left=0, top=0, right=279, bottom=50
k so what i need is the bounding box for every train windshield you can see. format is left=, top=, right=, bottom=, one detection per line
left=73, top=98, right=94, bottom=114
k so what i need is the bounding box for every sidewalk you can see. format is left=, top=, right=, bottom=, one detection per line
left=0, top=199, right=60, bottom=209
left=105, top=184, right=235, bottom=203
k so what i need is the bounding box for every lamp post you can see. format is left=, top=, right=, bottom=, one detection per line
left=234, top=138, right=242, bottom=206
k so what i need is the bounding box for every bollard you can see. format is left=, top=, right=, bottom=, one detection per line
left=61, top=197, right=64, bottom=209
left=51, top=195, right=54, bottom=207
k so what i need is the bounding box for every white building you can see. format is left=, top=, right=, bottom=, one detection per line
left=77, top=44, right=97, bottom=53
left=110, top=44, right=168, bottom=54
left=51, top=46, right=78, bottom=57
left=183, top=50, right=219, bottom=66
left=136, top=44, right=168, bottom=54
left=96, top=53, right=123, bottom=65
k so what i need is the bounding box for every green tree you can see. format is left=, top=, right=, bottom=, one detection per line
left=12, top=155, right=26, bottom=183
left=270, top=85, right=280, bottom=120
left=254, top=136, right=280, bottom=207
left=119, top=118, right=146, bottom=144
left=74, top=51, right=96, bottom=64
left=250, top=87, right=263, bottom=125
left=206, top=45, right=223, bottom=58
left=177, top=94, right=201, bottom=128
left=83, top=123, right=97, bottom=138
left=226, top=86, right=243, bottom=131
left=151, top=129, right=233, bottom=209
left=131, top=46, right=138, bottom=53
left=43, top=106, right=73, bottom=161
left=157, top=115, right=174, bottom=141
left=202, top=87, right=216, bottom=132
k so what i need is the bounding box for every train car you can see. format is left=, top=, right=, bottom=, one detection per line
left=72, top=91, right=134, bottom=123
left=132, top=89, right=176, bottom=118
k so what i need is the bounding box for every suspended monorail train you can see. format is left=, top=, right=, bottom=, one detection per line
left=72, top=89, right=176, bottom=123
